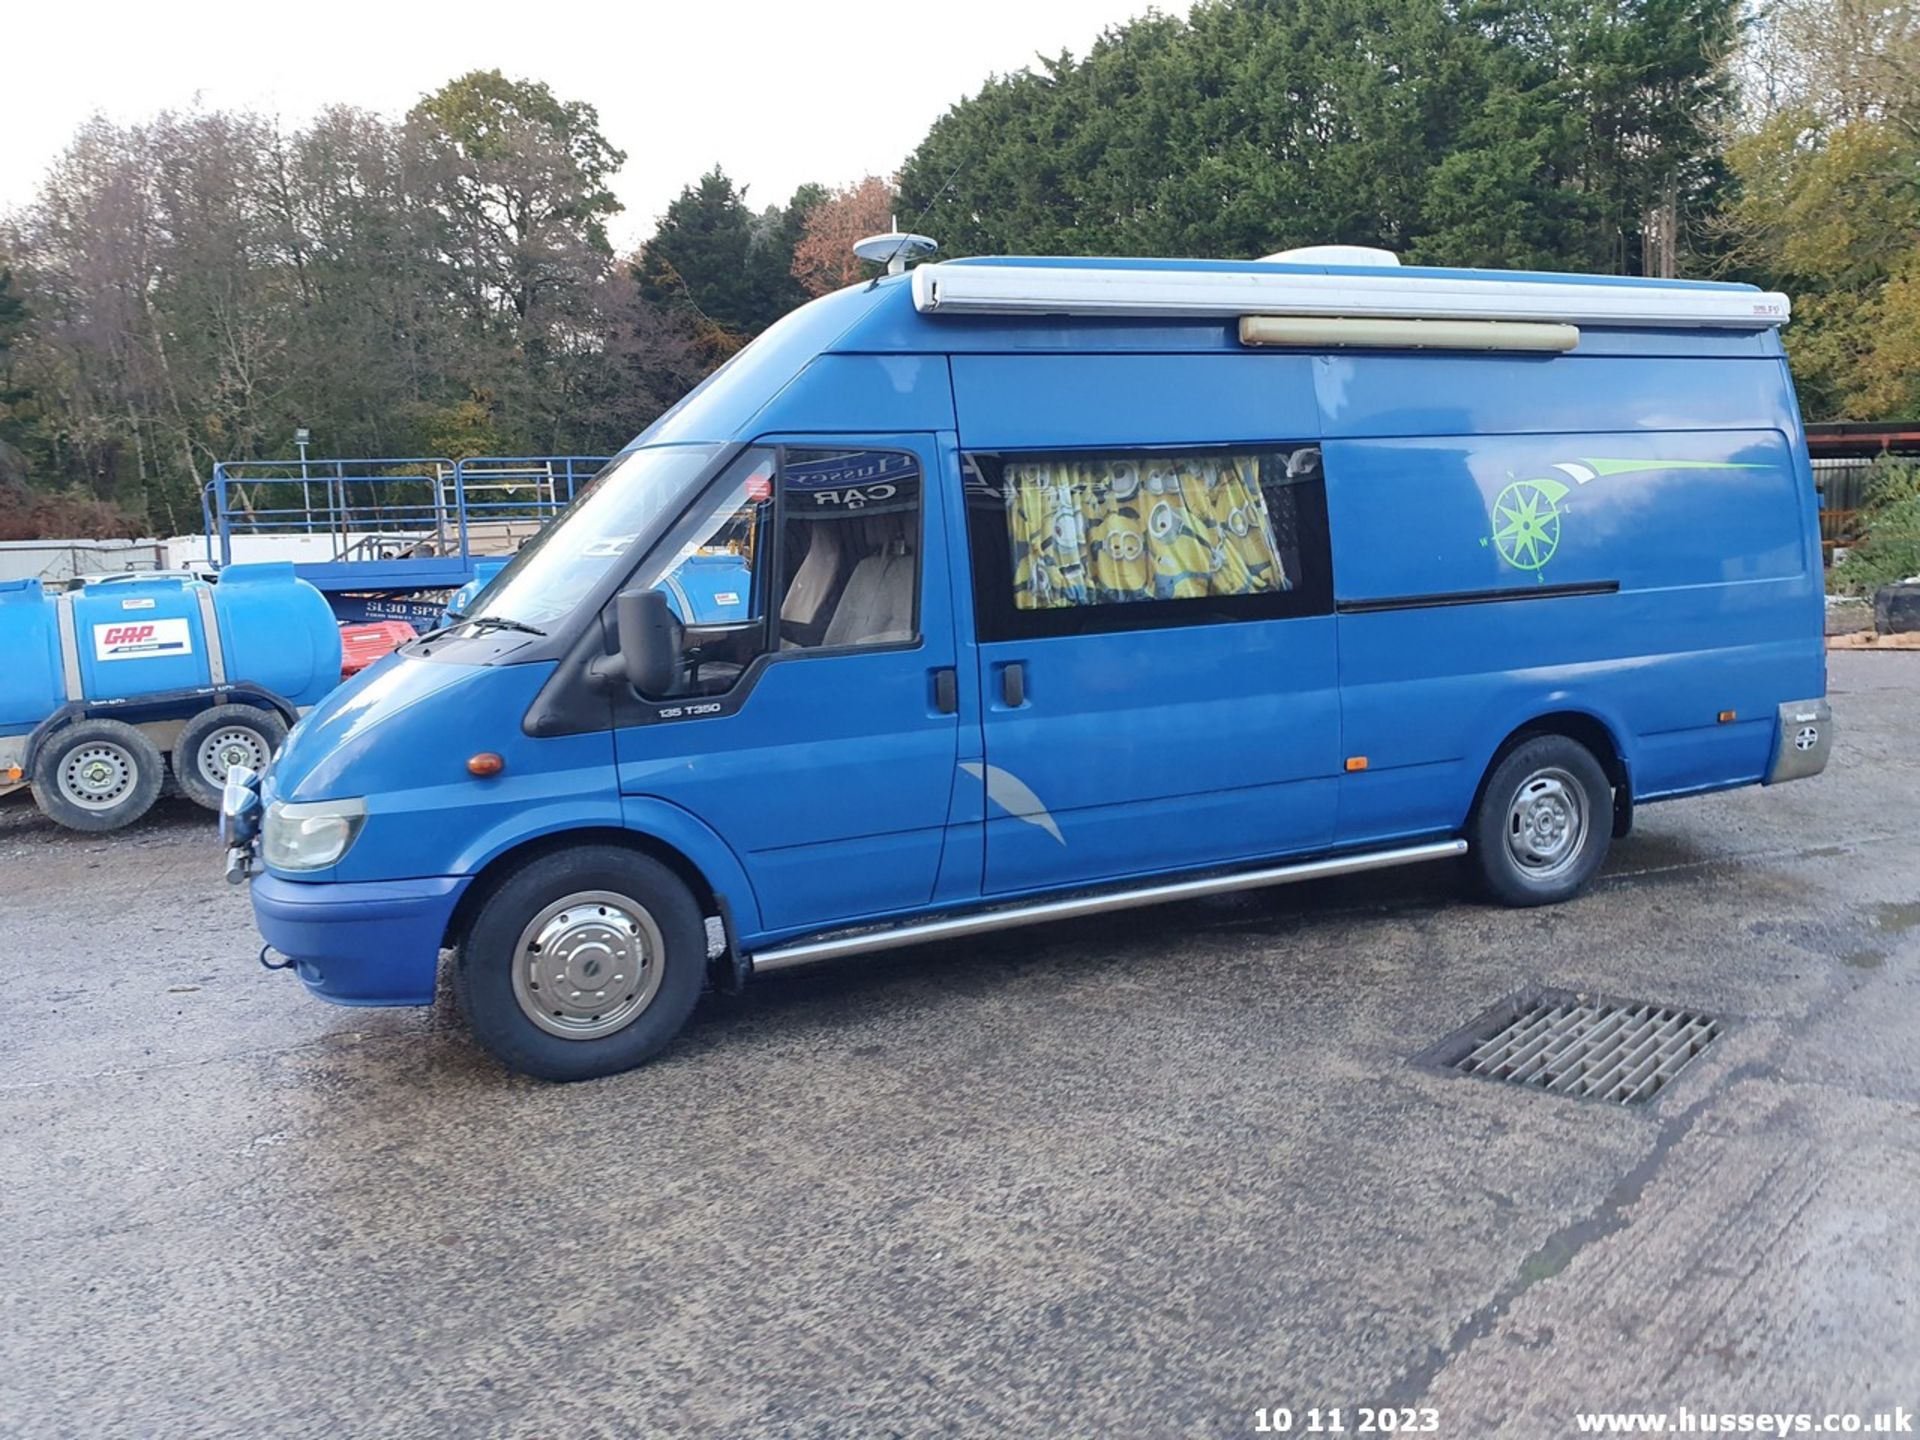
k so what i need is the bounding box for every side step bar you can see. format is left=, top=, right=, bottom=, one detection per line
left=748, top=838, right=1468, bottom=975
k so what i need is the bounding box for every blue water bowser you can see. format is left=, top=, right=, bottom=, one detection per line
left=0, top=564, right=341, bottom=831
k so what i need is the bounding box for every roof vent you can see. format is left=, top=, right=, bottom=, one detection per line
left=853, top=230, right=939, bottom=276
left=1262, top=244, right=1400, bottom=267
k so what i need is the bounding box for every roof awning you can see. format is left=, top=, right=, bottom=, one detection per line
left=910, top=263, right=1790, bottom=331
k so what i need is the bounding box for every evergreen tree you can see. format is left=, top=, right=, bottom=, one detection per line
left=638, top=168, right=762, bottom=333
left=749, top=182, right=827, bottom=321
left=897, top=0, right=1740, bottom=273
left=0, top=267, right=39, bottom=487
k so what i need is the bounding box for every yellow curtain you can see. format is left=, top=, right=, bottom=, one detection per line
left=1005, top=454, right=1286, bottom=610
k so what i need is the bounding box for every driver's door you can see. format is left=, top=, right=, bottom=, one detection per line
left=611, top=437, right=967, bottom=938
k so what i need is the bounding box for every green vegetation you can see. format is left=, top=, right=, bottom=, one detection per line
left=1720, top=0, right=1920, bottom=422
left=0, top=0, right=1914, bottom=538
left=897, top=0, right=1738, bottom=275
left=1832, top=460, right=1920, bottom=596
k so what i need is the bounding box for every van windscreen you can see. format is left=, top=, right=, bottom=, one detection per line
left=461, top=444, right=724, bottom=630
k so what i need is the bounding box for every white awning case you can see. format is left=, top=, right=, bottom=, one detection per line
left=910, top=263, right=1790, bottom=331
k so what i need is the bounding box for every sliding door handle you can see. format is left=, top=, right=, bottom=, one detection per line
left=1002, top=661, right=1026, bottom=708
left=932, top=667, right=958, bottom=715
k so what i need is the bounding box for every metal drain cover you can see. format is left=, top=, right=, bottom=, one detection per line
left=1422, top=989, right=1722, bottom=1104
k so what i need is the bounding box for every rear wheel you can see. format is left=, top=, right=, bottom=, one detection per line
left=1469, top=734, right=1613, bottom=907
left=172, top=704, right=288, bottom=810
left=31, top=718, right=166, bottom=832
left=455, top=846, right=706, bottom=1081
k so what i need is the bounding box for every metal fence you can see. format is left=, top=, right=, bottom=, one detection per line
left=1813, top=457, right=1874, bottom=549
left=201, top=455, right=612, bottom=572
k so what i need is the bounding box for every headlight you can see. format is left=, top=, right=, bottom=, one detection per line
left=263, top=796, right=367, bottom=872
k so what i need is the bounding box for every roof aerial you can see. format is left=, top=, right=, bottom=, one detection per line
left=852, top=230, right=939, bottom=277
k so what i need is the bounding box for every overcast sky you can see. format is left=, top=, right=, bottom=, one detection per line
left=3, top=0, right=1153, bottom=251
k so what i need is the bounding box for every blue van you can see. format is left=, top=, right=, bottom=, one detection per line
left=223, top=248, right=1831, bottom=1081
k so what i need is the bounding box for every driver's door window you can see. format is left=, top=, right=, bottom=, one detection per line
left=649, top=452, right=775, bottom=695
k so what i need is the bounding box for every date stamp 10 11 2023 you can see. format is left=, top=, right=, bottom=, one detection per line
left=1252, top=1407, right=1441, bottom=1435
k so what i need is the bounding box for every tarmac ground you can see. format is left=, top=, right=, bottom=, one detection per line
left=4, top=652, right=1917, bottom=1437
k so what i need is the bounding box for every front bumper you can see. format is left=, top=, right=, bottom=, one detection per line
left=251, top=871, right=469, bottom=1006
left=1765, top=697, right=1833, bottom=784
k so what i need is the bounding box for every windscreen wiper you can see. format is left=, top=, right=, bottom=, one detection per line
left=465, top=615, right=548, bottom=637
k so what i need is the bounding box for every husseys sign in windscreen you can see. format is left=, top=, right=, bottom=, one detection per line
left=784, top=450, right=919, bottom=515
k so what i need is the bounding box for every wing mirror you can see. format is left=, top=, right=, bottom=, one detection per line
left=600, top=587, right=681, bottom=698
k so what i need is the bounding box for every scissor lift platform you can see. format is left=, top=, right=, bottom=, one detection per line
left=202, top=455, right=610, bottom=626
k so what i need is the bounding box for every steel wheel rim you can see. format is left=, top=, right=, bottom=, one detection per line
left=1505, top=766, right=1588, bottom=881
left=58, top=742, right=138, bottom=811
left=197, top=727, right=270, bottom=790
left=511, top=890, right=665, bottom=1041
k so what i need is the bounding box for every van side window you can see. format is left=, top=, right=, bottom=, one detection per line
left=655, top=451, right=776, bottom=633
left=776, top=449, right=921, bottom=650
left=963, top=445, right=1331, bottom=641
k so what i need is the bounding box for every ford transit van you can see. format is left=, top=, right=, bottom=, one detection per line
left=223, top=251, right=1830, bottom=1080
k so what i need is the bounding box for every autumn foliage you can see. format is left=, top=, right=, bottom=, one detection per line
left=791, top=177, right=899, bottom=297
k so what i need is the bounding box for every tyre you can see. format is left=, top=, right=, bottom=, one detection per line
left=455, top=846, right=707, bottom=1082
left=31, top=718, right=166, bottom=833
left=1468, top=733, right=1613, bottom=907
left=172, top=704, right=288, bottom=810
left=1874, top=581, right=1920, bottom=636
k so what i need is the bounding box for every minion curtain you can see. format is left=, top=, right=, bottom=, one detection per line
left=1005, top=454, right=1286, bottom=610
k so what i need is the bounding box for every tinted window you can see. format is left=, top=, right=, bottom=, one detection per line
left=627, top=447, right=924, bottom=700
left=776, top=449, right=921, bottom=650
left=964, top=445, right=1330, bottom=641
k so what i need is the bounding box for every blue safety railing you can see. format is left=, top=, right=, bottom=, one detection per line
left=201, top=455, right=612, bottom=597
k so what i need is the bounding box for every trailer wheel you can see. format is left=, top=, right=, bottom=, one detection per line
left=455, top=846, right=707, bottom=1082
left=1468, top=734, right=1613, bottom=907
left=32, top=719, right=166, bottom=833
left=172, top=704, right=288, bottom=810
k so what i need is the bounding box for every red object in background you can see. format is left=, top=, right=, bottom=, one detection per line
left=338, top=621, right=418, bottom=677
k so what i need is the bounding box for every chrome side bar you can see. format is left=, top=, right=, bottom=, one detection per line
left=748, top=839, right=1468, bottom=975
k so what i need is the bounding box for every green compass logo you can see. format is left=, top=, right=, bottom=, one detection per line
left=1491, top=477, right=1569, bottom=572
left=1484, top=458, right=1770, bottom=578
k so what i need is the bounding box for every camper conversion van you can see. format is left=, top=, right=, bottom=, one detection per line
left=222, top=248, right=1830, bottom=1081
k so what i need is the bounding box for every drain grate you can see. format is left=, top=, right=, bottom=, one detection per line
left=1428, top=990, right=1722, bottom=1104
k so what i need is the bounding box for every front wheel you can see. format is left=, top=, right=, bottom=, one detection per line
left=455, top=846, right=707, bottom=1081
left=31, top=718, right=166, bottom=832
left=1469, top=734, right=1613, bottom=907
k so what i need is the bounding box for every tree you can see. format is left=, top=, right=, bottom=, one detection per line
left=0, top=266, right=39, bottom=487
left=1723, top=111, right=1920, bottom=417
left=638, top=168, right=761, bottom=333
left=1720, top=0, right=1920, bottom=418
left=792, top=176, right=897, bottom=295
left=0, top=83, right=716, bottom=536
left=896, top=0, right=1740, bottom=274
left=408, top=70, right=625, bottom=322
left=750, top=182, right=827, bottom=316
